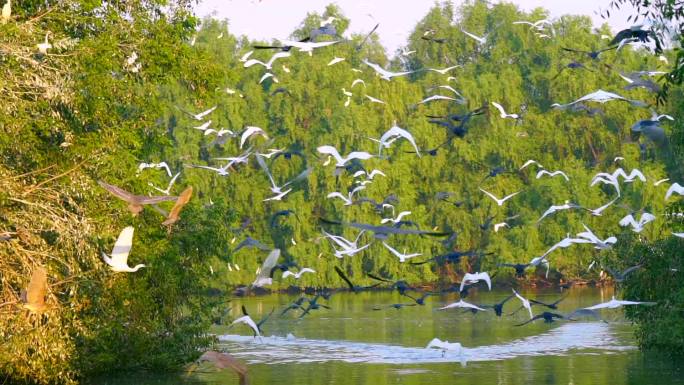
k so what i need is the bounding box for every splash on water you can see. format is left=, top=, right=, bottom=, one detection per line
left=218, top=322, right=634, bottom=365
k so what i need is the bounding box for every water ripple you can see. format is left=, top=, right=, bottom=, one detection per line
left=218, top=322, right=635, bottom=365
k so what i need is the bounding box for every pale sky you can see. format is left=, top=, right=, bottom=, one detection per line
left=195, top=0, right=635, bottom=53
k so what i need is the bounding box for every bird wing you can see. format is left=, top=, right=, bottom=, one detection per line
left=356, top=23, right=379, bottom=50
left=334, top=266, right=356, bottom=291
left=502, top=191, right=521, bottom=202
left=639, top=212, right=657, bottom=226
left=162, top=186, right=193, bottom=226
left=267, top=51, right=291, bottom=67
left=99, top=180, right=136, bottom=203
left=619, top=214, right=637, bottom=228
left=26, top=266, right=47, bottom=308
left=491, top=102, right=507, bottom=116
left=479, top=188, right=500, bottom=203
left=240, top=126, right=267, bottom=149
left=461, top=29, right=484, bottom=43
left=327, top=192, right=351, bottom=204
left=317, top=145, right=343, bottom=164
left=253, top=249, right=280, bottom=286
left=232, top=315, right=260, bottom=336
left=514, top=313, right=544, bottom=326
left=196, top=106, right=217, bottom=120
left=243, top=58, right=266, bottom=68
left=110, top=226, right=135, bottom=266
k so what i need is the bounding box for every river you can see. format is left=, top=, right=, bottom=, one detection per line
left=91, top=286, right=684, bottom=384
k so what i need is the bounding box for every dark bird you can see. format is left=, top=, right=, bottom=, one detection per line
left=231, top=216, right=253, bottom=234
left=421, top=35, right=448, bottom=43
left=515, top=312, right=565, bottom=326
left=367, top=273, right=414, bottom=295
left=411, top=250, right=486, bottom=266
left=268, top=261, right=299, bottom=278
left=98, top=180, right=177, bottom=215
left=233, top=236, right=271, bottom=253
left=321, top=218, right=450, bottom=240
left=354, top=194, right=399, bottom=213
left=280, top=296, right=308, bottom=316
left=561, top=46, right=616, bottom=60
left=270, top=87, right=292, bottom=97
left=551, top=61, right=593, bottom=80
left=604, top=264, right=642, bottom=283
left=356, top=23, right=379, bottom=51
left=270, top=210, right=299, bottom=228
left=403, top=292, right=433, bottom=305
left=435, top=192, right=464, bottom=207
left=609, top=25, right=653, bottom=46
left=334, top=266, right=381, bottom=293
left=299, top=295, right=330, bottom=318
left=498, top=262, right=530, bottom=277
left=271, top=149, right=306, bottom=164
left=373, top=303, right=418, bottom=310
left=482, top=294, right=515, bottom=316
left=253, top=37, right=310, bottom=51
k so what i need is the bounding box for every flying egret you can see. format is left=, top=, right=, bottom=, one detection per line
left=520, top=159, right=543, bottom=170
left=665, top=182, right=684, bottom=200
left=419, top=95, right=462, bottom=104
left=365, top=94, right=386, bottom=104
left=362, top=59, right=417, bottom=80
left=181, top=105, right=216, bottom=121
left=243, top=51, right=291, bottom=70
left=137, top=161, right=173, bottom=178
left=536, top=169, right=569, bottom=181
left=552, top=89, right=647, bottom=109
left=240, top=126, right=268, bottom=149
left=461, top=28, right=487, bottom=45
left=537, top=201, right=582, bottom=223
left=619, top=212, right=656, bottom=233
left=426, top=65, right=460, bottom=75
left=479, top=188, right=521, bottom=206
left=327, top=57, right=345, bottom=66
left=326, top=185, right=366, bottom=206
left=317, top=145, right=373, bottom=167
left=231, top=315, right=261, bottom=337
left=252, top=248, right=281, bottom=287
left=282, top=268, right=316, bottom=279
left=654, top=178, right=670, bottom=187
left=258, top=72, right=278, bottom=84
left=512, top=289, right=533, bottom=319
left=586, top=197, right=618, bottom=216
left=372, top=124, right=420, bottom=156
left=491, top=102, right=519, bottom=119
left=584, top=296, right=656, bottom=310
left=381, top=210, right=411, bottom=225
left=102, top=227, right=145, bottom=272
left=438, top=299, right=487, bottom=312
left=353, top=169, right=386, bottom=180
left=576, top=224, right=617, bottom=250
left=381, top=242, right=421, bottom=263
left=351, top=78, right=366, bottom=88
left=460, top=272, right=491, bottom=292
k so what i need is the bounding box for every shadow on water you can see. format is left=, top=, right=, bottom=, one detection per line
left=88, top=287, right=684, bottom=385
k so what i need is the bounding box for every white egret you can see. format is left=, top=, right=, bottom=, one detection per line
left=512, top=289, right=533, bottom=319
left=149, top=172, right=181, bottom=196
left=552, top=89, right=647, bottom=109
left=317, top=145, right=372, bottom=167
left=240, top=126, right=268, bottom=149
left=460, top=272, right=491, bottom=292
left=479, top=188, right=520, bottom=206
left=327, top=57, right=345, bottom=66
left=362, top=59, right=416, bottom=80
left=381, top=211, right=411, bottom=225
left=381, top=242, right=421, bottom=263
left=138, top=161, right=172, bottom=177
left=665, top=182, right=684, bottom=200
left=536, top=170, right=569, bottom=181
left=584, top=296, right=656, bottom=310
left=282, top=268, right=316, bottom=279
left=252, top=248, right=280, bottom=287
left=326, top=185, right=366, bottom=206
left=491, top=102, right=519, bottom=119
left=439, top=299, right=487, bottom=312
left=520, top=159, right=543, bottom=170
left=102, top=227, right=145, bottom=273
left=537, top=201, right=582, bottom=223
left=243, top=51, right=291, bottom=69
left=619, top=212, right=656, bottom=233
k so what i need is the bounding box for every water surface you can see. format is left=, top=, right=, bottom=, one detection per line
left=93, top=287, right=684, bottom=384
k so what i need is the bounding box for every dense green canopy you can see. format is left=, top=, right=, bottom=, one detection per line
left=0, top=0, right=683, bottom=383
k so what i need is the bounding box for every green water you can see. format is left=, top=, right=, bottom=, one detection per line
left=92, top=287, right=684, bottom=384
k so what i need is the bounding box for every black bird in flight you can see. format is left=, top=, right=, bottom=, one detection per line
left=515, top=311, right=565, bottom=326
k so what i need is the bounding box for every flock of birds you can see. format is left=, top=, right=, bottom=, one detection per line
left=11, top=6, right=684, bottom=379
